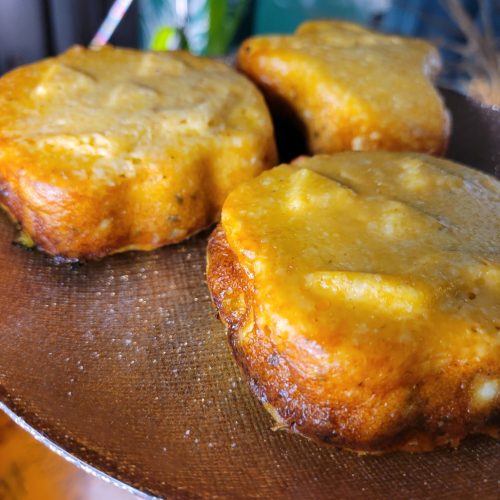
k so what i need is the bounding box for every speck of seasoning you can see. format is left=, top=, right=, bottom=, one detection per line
left=168, top=215, right=180, bottom=223
left=278, top=389, right=288, bottom=399
left=268, top=354, right=280, bottom=366
left=175, top=193, right=184, bottom=204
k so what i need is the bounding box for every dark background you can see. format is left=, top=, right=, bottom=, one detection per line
left=1, top=0, right=498, bottom=93
left=0, top=0, right=138, bottom=74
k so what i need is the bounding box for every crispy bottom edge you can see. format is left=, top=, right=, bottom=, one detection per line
left=0, top=192, right=215, bottom=262
left=206, top=224, right=499, bottom=453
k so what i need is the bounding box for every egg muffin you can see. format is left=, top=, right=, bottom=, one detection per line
left=237, top=21, right=449, bottom=156
left=0, top=45, right=276, bottom=259
left=207, top=152, right=499, bottom=452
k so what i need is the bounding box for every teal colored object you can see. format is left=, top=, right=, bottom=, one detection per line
left=254, top=0, right=380, bottom=34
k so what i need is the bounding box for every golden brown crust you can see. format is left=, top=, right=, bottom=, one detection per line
left=237, top=20, right=449, bottom=156
left=207, top=225, right=500, bottom=452
left=207, top=151, right=500, bottom=452
left=0, top=46, right=277, bottom=259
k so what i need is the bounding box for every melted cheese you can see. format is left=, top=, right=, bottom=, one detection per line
left=222, top=153, right=500, bottom=408
left=238, top=20, right=449, bottom=155
left=2, top=46, right=271, bottom=186
left=0, top=45, right=276, bottom=257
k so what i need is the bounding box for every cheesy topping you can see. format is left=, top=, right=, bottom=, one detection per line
left=1, top=46, right=270, bottom=188
left=238, top=20, right=449, bottom=155
left=0, top=45, right=276, bottom=257
left=222, top=152, right=499, bottom=409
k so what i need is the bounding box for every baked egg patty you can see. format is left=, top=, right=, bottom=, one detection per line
left=207, top=152, right=499, bottom=452
left=237, top=20, right=449, bottom=156
left=0, top=45, right=276, bottom=259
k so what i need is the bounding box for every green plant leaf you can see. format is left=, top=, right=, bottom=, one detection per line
left=150, top=26, right=178, bottom=51
left=206, top=0, right=250, bottom=56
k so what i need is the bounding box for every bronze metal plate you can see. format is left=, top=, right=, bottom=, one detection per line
left=0, top=90, right=498, bottom=499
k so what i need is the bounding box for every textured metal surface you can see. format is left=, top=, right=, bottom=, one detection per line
left=0, top=92, right=498, bottom=499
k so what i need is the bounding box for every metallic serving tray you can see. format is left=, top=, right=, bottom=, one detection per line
left=0, top=90, right=498, bottom=499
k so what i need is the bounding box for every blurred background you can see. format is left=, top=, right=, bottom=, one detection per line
left=0, top=0, right=499, bottom=104
left=0, top=1, right=498, bottom=498
left=0, top=410, right=138, bottom=499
